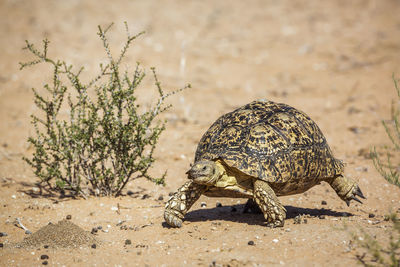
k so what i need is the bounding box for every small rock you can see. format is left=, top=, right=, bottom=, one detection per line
left=368, top=213, right=375, bottom=218
left=168, top=192, right=174, bottom=196
left=141, top=194, right=150, bottom=199
left=97, top=226, right=103, bottom=230
left=42, top=261, right=48, bottom=265
left=216, top=202, right=222, bottom=208
left=43, top=245, right=49, bottom=249
left=348, top=126, right=360, bottom=134
left=40, top=255, right=49, bottom=260
left=0, top=232, right=7, bottom=237
left=11, top=195, right=16, bottom=199
left=201, top=202, right=207, bottom=207
left=321, top=200, right=327, bottom=205
left=231, top=207, right=237, bottom=212
left=294, top=215, right=307, bottom=224
left=0, top=243, right=3, bottom=248
left=91, top=244, right=97, bottom=249
left=125, top=239, right=132, bottom=245
left=248, top=240, right=255, bottom=246
left=91, top=227, right=98, bottom=234
left=319, top=215, right=326, bottom=219
left=158, top=195, right=164, bottom=201
left=127, top=190, right=134, bottom=196
left=272, top=239, right=279, bottom=243
left=66, top=215, right=72, bottom=220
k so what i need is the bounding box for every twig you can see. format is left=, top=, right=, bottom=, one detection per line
left=14, top=218, right=32, bottom=234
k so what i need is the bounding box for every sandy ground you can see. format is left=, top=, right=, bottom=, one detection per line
left=1, top=0, right=400, bottom=266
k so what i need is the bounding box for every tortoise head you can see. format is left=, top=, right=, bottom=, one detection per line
left=186, top=160, right=222, bottom=185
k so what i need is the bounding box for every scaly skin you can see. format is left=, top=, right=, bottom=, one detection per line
left=253, top=179, right=286, bottom=227
left=327, top=175, right=365, bottom=206
left=164, top=181, right=207, bottom=228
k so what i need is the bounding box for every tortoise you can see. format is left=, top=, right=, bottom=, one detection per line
left=164, top=100, right=365, bottom=228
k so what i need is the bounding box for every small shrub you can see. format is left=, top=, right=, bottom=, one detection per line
left=351, top=75, right=400, bottom=266
left=371, top=75, right=400, bottom=187
left=20, top=23, right=189, bottom=197
left=351, top=213, right=400, bottom=267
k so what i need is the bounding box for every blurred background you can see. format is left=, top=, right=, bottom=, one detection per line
left=1, top=0, right=399, bottom=182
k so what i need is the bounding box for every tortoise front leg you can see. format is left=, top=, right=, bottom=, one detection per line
left=164, top=181, right=207, bottom=228
left=253, top=180, right=286, bottom=227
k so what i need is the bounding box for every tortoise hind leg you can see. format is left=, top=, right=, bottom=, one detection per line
left=327, top=175, right=366, bottom=206
left=253, top=180, right=286, bottom=227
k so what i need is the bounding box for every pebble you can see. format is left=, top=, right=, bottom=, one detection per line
left=91, top=244, right=97, bottom=249
left=42, top=261, right=48, bottom=265
left=294, top=215, right=307, bottom=224
left=319, top=215, right=326, bottom=219
left=248, top=240, right=255, bottom=246
left=158, top=195, right=164, bottom=201
left=66, top=215, right=72, bottom=220
left=321, top=200, right=327, bottom=205
left=0, top=232, right=7, bottom=237
left=216, top=202, right=222, bottom=207
left=141, top=194, right=151, bottom=199
left=127, top=190, right=134, bottom=196
left=168, top=192, right=174, bottom=196
left=40, top=255, right=49, bottom=260
left=91, top=227, right=98, bottom=234
left=125, top=239, right=132, bottom=245
left=272, top=239, right=279, bottom=243
left=201, top=202, right=207, bottom=207
left=43, top=245, right=49, bottom=249
left=368, top=213, right=375, bottom=218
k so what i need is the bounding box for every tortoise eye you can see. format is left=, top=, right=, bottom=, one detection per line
left=202, top=166, right=207, bottom=171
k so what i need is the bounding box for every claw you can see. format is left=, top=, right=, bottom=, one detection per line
left=355, top=187, right=366, bottom=199
left=351, top=196, right=363, bottom=204
left=164, top=210, right=182, bottom=228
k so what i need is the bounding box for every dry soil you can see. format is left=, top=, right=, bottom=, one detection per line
left=1, top=0, right=400, bottom=266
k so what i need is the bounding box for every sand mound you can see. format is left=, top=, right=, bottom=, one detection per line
left=16, top=219, right=98, bottom=248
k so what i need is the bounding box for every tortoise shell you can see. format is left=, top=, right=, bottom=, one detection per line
left=194, top=100, right=344, bottom=183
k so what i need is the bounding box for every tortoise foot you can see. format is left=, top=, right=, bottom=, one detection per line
left=344, top=184, right=366, bottom=206
left=329, top=175, right=366, bottom=206
left=164, top=209, right=183, bottom=228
